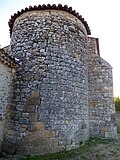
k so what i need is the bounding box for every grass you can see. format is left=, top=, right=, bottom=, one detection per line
left=23, top=137, right=113, bottom=160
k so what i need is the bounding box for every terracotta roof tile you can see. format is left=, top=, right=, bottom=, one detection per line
left=8, top=4, right=91, bottom=36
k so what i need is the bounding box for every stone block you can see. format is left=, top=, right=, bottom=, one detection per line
left=5, top=129, right=14, bottom=136
left=1, top=141, right=17, bottom=154
left=53, top=145, right=65, bottom=153
left=33, top=122, right=44, bottom=131
left=29, top=113, right=37, bottom=122
left=41, top=130, right=55, bottom=138
left=26, top=97, right=40, bottom=105
left=24, top=105, right=36, bottom=113
left=49, top=138, right=58, bottom=146
left=31, top=90, right=39, bottom=98
left=19, top=117, right=29, bottom=125
left=105, top=132, right=112, bottom=138
left=26, top=90, right=41, bottom=105
left=20, top=127, right=26, bottom=133
left=101, top=126, right=111, bottom=132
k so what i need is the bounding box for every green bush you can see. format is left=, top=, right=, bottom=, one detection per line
left=114, top=97, right=120, bottom=111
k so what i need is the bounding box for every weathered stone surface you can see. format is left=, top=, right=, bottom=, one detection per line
left=4, top=9, right=89, bottom=155
left=88, top=37, right=117, bottom=139
left=1, top=141, right=17, bottom=154
left=0, top=55, right=15, bottom=151
left=0, top=5, right=117, bottom=156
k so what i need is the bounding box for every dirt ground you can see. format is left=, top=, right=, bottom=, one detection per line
left=70, top=112, right=120, bottom=160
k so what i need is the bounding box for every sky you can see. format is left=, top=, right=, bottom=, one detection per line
left=0, top=0, right=120, bottom=96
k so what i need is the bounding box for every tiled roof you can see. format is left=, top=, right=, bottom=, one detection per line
left=8, top=4, right=91, bottom=36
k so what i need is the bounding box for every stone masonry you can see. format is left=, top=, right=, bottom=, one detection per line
left=0, top=48, right=16, bottom=152
left=0, top=4, right=117, bottom=155
left=88, top=37, right=117, bottom=138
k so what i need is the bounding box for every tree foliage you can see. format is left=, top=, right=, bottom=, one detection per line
left=114, top=97, right=120, bottom=111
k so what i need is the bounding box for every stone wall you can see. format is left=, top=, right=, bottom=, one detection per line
left=88, top=37, right=117, bottom=138
left=2, top=10, right=89, bottom=155
left=0, top=5, right=117, bottom=156
left=0, top=55, right=15, bottom=152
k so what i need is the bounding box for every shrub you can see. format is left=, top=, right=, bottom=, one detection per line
left=114, top=97, right=120, bottom=111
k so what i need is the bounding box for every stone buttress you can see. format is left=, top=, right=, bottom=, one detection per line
left=88, top=37, right=117, bottom=139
